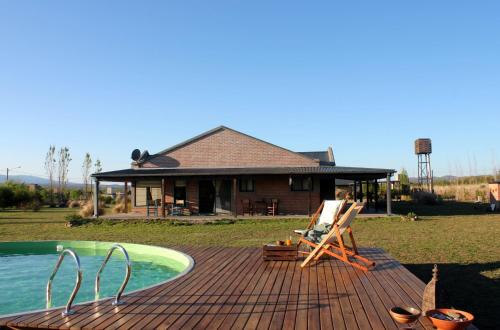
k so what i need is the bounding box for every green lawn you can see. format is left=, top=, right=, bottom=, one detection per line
left=0, top=205, right=499, bottom=329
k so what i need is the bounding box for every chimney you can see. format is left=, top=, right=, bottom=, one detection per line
left=327, top=146, right=335, bottom=165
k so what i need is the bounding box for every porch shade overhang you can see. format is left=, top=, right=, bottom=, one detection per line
left=91, top=166, right=396, bottom=182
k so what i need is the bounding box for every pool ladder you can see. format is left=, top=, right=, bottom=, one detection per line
left=46, top=244, right=132, bottom=317
left=95, top=243, right=132, bottom=306
left=46, top=249, right=82, bottom=316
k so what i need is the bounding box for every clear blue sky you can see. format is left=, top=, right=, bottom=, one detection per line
left=1, top=1, right=499, bottom=182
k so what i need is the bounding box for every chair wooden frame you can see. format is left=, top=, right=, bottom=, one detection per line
left=300, top=203, right=375, bottom=272
left=241, top=199, right=253, bottom=215
left=296, top=199, right=347, bottom=250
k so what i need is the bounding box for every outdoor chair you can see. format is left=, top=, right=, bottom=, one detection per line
left=300, top=202, right=375, bottom=272
left=241, top=199, right=253, bottom=215
left=294, top=199, right=346, bottom=240
left=267, top=198, right=279, bottom=216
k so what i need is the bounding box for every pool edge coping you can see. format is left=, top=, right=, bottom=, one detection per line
left=0, top=240, right=195, bottom=320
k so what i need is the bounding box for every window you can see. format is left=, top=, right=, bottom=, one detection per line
left=239, top=178, right=255, bottom=192
left=174, top=180, right=187, bottom=206
left=135, top=186, right=161, bottom=206
left=291, top=176, right=313, bottom=191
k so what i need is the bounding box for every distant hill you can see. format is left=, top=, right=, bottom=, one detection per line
left=409, top=175, right=457, bottom=183
left=0, top=175, right=51, bottom=185
left=0, top=175, right=120, bottom=188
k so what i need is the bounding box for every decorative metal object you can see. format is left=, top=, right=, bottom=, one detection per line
left=421, top=264, right=445, bottom=315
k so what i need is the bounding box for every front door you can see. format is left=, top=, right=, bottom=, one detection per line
left=199, top=180, right=215, bottom=214
left=215, top=179, right=232, bottom=214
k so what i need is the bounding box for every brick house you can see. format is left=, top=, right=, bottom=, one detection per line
left=92, top=126, right=395, bottom=216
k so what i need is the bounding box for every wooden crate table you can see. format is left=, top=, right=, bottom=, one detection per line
left=262, top=243, right=298, bottom=261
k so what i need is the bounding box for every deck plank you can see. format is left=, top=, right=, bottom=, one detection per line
left=0, top=246, right=441, bottom=330
left=70, top=247, right=223, bottom=329
left=280, top=260, right=301, bottom=330
left=242, top=260, right=282, bottom=329
left=268, top=260, right=295, bottom=330
left=132, top=247, right=249, bottom=330
left=171, top=248, right=262, bottom=329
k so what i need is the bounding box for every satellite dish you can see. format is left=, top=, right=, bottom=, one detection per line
left=131, top=149, right=141, bottom=161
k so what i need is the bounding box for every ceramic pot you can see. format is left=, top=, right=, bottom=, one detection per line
left=389, top=306, right=421, bottom=324
left=425, top=308, right=474, bottom=330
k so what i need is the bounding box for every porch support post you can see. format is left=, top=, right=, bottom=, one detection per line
left=386, top=173, right=392, bottom=215
left=332, top=176, right=336, bottom=200
left=374, top=180, right=379, bottom=212
left=353, top=181, right=357, bottom=200
left=359, top=180, right=363, bottom=203
left=366, top=180, right=370, bottom=209
left=308, top=190, right=311, bottom=216
left=131, top=181, right=136, bottom=208
left=93, top=179, right=100, bottom=218
left=161, top=178, right=166, bottom=217
left=124, top=181, right=128, bottom=213
left=232, top=177, right=238, bottom=218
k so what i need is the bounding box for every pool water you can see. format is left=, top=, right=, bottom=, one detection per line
left=0, top=241, right=192, bottom=316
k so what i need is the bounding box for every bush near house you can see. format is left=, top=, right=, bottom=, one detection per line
left=0, top=182, right=42, bottom=211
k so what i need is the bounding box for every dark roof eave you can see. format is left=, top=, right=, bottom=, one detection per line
left=91, top=166, right=396, bottom=181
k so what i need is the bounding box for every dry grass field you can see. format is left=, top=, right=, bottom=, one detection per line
left=433, top=183, right=490, bottom=201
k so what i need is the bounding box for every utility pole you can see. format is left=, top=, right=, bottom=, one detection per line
left=6, top=166, right=21, bottom=181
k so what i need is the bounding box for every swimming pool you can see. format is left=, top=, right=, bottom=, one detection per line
left=0, top=241, right=194, bottom=317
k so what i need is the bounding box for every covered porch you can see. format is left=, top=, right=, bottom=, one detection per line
left=91, top=166, right=395, bottom=218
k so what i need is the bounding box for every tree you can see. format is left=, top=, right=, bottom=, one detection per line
left=399, top=168, right=410, bottom=195
left=82, top=153, right=92, bottom=198
left=94, top=159, right=102, bottom=174
left=44, top=145, right=56, bottom=205
left=57, top=147, right=71, bottom=203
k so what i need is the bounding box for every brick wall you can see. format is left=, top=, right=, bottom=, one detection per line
left=131, top=175, right=321, bottom=216
left=142, top=128, right=318, bottom=168
left=237, top=175, right=321, bottom=215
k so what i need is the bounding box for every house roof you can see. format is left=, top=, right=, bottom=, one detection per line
left=298, top=150, right=335, bottom=165
left=299, top=151, right=330, bottom=162
left=94, top=125, right=394, bottom=181
left=92, top=165, right=395, bottom=181
left=138, top=125, right=321, bottom=165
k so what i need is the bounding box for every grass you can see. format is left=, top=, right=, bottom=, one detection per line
left=1, top=204, right=499, bottom=329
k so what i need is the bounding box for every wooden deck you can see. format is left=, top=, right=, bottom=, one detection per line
left=1, top=247, right=440, bottom=329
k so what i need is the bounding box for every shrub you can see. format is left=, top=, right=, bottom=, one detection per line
left=102, top=195, right=113, bottom=205
left=69, top=189, right=83, bottom=201
left=412, top=191, right=438, bottom=205
left=204, top=219, right=235, bottom=225
left=68, top=200, right=80, bottom=208
left=29, top=199, right=41, bottom=212
left=0, top=182, right=41, bottom=209
left=65, top=214, right=93, bottom=227
left=79, top=200, right=104, bottom=217
left=0, top=185, right=15, bottom=208
left=112, top=197, right=131, bottom=214
left=401, top=211, right=418, bottom=221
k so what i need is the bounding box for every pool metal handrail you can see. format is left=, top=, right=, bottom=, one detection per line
left=94, top=243, right=132, bottom=305
left=46, top=248, right=83, bottom=317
